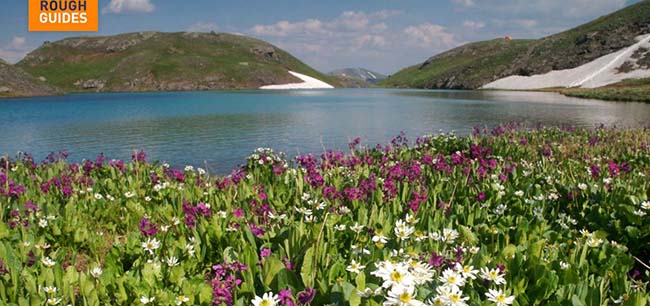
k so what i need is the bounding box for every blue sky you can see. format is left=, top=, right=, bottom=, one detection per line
left=0, top=0, right=643, bottom=74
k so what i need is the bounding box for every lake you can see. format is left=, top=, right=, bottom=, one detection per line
left=1, top=89, right=649, bottom=173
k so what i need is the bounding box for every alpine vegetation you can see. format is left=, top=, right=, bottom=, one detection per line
left=0, top=125, right=648, bottom=305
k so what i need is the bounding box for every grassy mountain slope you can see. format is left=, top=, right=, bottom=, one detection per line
left=18, top=31, right=339, bottom=92
left=383, top=39, right=532, bottom=89
left=384, top=0, right=650, bottom=89
left=560, top=78, right=650, bottom=102
left=0, top=59, right=59, bottom=98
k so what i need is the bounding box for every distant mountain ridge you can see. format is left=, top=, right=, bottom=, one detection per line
left=17, top=31, right=339, bottom=93
left=383, top=0, right=650, bottom=89
left=0, top=59, right=59, bottom=98
left=329, top=68, right=386, bottom=84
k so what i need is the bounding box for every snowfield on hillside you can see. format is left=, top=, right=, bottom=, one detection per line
left=260, top=71, right=334, bottom=89
left=483, top=34, right=650, bottom=90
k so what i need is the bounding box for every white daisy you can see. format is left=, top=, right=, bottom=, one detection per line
left=41, top=256, right=56, bottom=268
left=439, top=268, right=465, bottom=290
left=140, top=296, right=155, bottom=304
left=251, top=292, right=280, bottom=306
left=347, top=259, right=366, bottom=274
left=90, top=266, right=103, bottom=278
left=383, top=285, right=425, bottom=306
left=485, top=289, right=515, bottom=306
left=166, top=256, right=180, bottom=267
left=480, top=267, right=506, bottom=285
left=175, top=295, right=190, bottom=305
left=141, top=238, right=161, bottom=255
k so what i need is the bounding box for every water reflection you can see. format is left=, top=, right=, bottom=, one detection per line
left=1, top=89, right=649, bottom=173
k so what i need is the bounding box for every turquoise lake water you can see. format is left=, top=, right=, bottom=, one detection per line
left=1, top=89, right=649, bottom=173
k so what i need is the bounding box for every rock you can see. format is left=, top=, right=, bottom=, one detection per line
left=0, top=86, right=11, bottom=93
left=251, top=46, right=277, bottom=60
left=38, top=76, right=47, bottom=82
left=78, top=79, right=106, bottom=89
left=106, top=40, right=137, bottom=52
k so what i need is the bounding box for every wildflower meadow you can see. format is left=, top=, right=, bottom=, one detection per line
left=0, top=124, right=648, bottom=305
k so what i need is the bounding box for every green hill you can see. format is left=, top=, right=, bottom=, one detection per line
left=383, top=39, right=532, bottom=89
left=383, top=0, right=650, bottom=89
left=0, top=59, right=60, bottom=98
left=17, top=31, right=339, bottom=92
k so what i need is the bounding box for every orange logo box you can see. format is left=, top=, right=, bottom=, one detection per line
left=29, top=0, right=98, bottom=32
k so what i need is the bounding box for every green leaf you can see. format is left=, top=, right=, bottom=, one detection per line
left=502, top=244, right=517, bottom=260
left=223, top=247, right=237, bottom=264
left=355, top=272, right=366, bottom=289
left=199, top=283, right=214, bottom=304
left=170, top=266, right=186, bottom=286
left=301, top=247, right=315, bottom=288
left=263, top=257, right=285, bottom=287
left=0, top=222, right=8, bottom=239
left=328, top=261, right=346, bottom=284
left=572, top=294, right=585, bottom=306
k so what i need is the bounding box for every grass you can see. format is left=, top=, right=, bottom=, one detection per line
left=561, top=78, right=650, bottom=102
left=382, top=39, right=532, bottom=89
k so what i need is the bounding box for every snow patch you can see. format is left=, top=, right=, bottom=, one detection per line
left=483, top=34, right=650, bottom=90
left=260, top=71, right=334, bottom=89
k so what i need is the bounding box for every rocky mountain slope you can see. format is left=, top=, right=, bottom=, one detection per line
left=17, top=31, right=339, bottom=92
left=329, top=68, right=385, bottom=84
left=383, top=0, right=650, bottom=89
left=0, top=59, right=59, bottom=98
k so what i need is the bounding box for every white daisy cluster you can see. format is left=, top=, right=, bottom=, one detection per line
left=368, top=259, right=435, bottom=306
left=556, top=213, right=578, bottom=230
left=634, top=200, right=649, bottom=217
left=356, top=217, right=514, bottom=306
left=579, top=229, right=604, bottom=248
left=248, top=148, right=285, bottom=166
left=365, top=258, right=513, bottom=306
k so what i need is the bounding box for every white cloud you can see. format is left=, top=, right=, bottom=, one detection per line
left=336, top=11, right=370, bottom=31
left=462, top=20, right=486, bottom=29
left=103, top=0, right=155, bottom=14
left=456, top=0, right=627, bottom=18
left=370, top=10, right=403, bottom=19
left=187, top=22, right=218, bottom=33
left=355, top=34, right=387, bottom=49
left=248, top=10, right=464, bottom=73
left=250, top=10, right=405, bottom=38
left=249, top=11, right=392, bottom=48
left=8, top=37, right=27, bottom=50
left=251, top=19, right=327, bottom=37
left=0, top=36, right=31, bottom=63
left=403, top=23, right=458, bottom=49
left=514, top=19, right=538, bottom=29
left=452, top=0, right=476, bottom=7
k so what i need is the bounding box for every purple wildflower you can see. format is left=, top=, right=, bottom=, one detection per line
left=279, top=289, right=296, bottom=306
left=139, top=218, right=159, bottom=236
left=297, top=287, right=316, bottom=305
